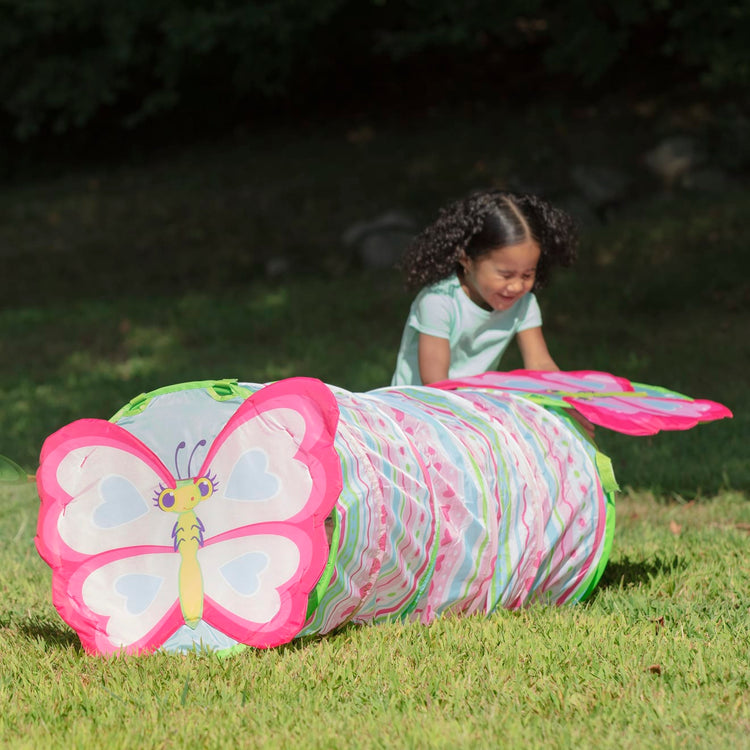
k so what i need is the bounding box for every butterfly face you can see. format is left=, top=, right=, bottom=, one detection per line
left=155, top=475, right=216, bottom=514
left=35, top=377, right=342, bottom=655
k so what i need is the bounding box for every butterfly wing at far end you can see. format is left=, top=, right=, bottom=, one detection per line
left=430, top=370, right=732, bottom=435
left=564, top=390, right=733, bottom=435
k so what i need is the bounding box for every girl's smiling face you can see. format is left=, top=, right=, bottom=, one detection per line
left=459, top=239, right=540, bottom=312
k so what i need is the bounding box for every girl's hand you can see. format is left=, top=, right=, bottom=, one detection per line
left=517, top=327, right=559, bottom=372
left=568, top=409, right=596, bottom=440
left=516, top=329, right=595, bottom=439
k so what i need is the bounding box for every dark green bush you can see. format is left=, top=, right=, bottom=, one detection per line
left=0, top=0, right=748, bottom=140
left=0, top=0, right=349, bottom=138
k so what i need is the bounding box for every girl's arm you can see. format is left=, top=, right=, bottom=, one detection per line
left=516, top=326, right=559, bottom=371
left=518, top=326, right=596, bottom=438
left=418, top=333, right=451, bottom=384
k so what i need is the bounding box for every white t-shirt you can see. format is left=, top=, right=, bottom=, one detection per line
left=391, top=275, right=542, bottom=386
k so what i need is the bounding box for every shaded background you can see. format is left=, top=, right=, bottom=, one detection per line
left=2, top=0, right=749, bottom=284
left=0, top=0, right=747, bottom=492
left=1, top=1, right=749, bottom=146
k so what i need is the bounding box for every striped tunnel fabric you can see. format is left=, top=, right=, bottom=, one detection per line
left=296, top=384, right=614, bottom=636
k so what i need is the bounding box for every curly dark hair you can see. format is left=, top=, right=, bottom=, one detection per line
left=400, top=190, right=578, bottom=291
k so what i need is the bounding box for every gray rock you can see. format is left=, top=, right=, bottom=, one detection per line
left=358, top=231, right=414, bottom=269
left=643, top=136, right=704, bottom=188
left=570, top=165, right=630, bottom=209
left=265, top=256, right=291, bottom=277
left=342, top=210, right=417, bottom=269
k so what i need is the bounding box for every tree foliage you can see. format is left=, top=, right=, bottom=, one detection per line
left=0, top=0, right=748, bottom=139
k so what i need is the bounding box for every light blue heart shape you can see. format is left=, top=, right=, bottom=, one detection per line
left=115, top=573, right=164, bottom=615
left=224, top=450, right=280, bottom=502
left=94, top=475, right=150, bottom=528
left=220, top=552, right=269, bottom=596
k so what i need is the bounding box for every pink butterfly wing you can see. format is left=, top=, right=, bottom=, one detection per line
left=65, top=547, right=184, bottom=655
left=36, top=419, right=184, bottom=654
left=565, top=394, right=733, bottom=435
left=195, top=377, right=342, bottom=647
left=199, top=526, right=318, bottom=647
left=431, top=370, right=732, bottom=435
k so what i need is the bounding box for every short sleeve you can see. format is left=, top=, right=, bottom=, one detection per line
left=409, top=289, right=455, bottom=339
left=516, top=293, right=543, bottom=332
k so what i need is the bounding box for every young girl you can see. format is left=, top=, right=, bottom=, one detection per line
left=391, top=190, right=577, bottom=386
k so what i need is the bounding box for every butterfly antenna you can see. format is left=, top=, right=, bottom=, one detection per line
left=188, top=440, right=207, bottom=478
left=174, top=441, right=187, bottom=479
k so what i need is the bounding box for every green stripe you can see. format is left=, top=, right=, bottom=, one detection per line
left=110, top=378, right=253, bottom=421
left=576, top=489, right=617, bottom=602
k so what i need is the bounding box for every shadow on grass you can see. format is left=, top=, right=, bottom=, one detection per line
left=8, top=613, right=355, bottom=656
left=12, top=614, right=81, bottom=651
left=274, top=622, right=362, bottom=654
left=594, top=553, right=687, bottom=591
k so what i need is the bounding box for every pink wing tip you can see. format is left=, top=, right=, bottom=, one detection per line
left=428, top=370, right=732, bottom=435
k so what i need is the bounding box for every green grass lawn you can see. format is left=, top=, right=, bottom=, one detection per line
left=1, top=483, right=748, bottom=748
left=0, top=108, right=747, bottom=747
